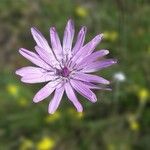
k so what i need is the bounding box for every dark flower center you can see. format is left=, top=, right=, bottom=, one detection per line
left=57, top=67, right=70, bottom=77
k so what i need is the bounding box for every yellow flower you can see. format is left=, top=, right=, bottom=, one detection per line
left=104, top=31, right=118, bottom=42
left=130, top=120, right=140, bottom=131
left=75, top=6, right=88, bottom=18
left=45, top=112, right=61, bottom=123
left=6, top=84, right=18, bottom=97
left=128, top=114, right=140, bottom=131
left=18, top=98, right=28, bottom=107
left=19, top=139, right=34, bottom=150
left=138, top=88, right=149, bottom=103
left=37, top=137, right=55, bottom=150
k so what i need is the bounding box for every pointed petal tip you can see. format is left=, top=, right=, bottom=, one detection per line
left=30, top=27, right=36, bottom=34
left=50, top=27, right=56, bottom=32
left=31, top=27, right=37, bottom=32
left=15, top=70, right=20, bottom=75
left=33, top=97, right=39, bottom=103
left=99, top=33, right=104, bottom=39
left=104, top=49, right=109, bottom=55
left=81, top=26, right=87, bottom=32
left=19, top=48, right=27, bottom=54
left=105, top=80, right=110, bottom=85
left=48, top=109, right=55, bottom=114
left=112, top=59, right=118, bottom=64
left=77, top=107, right=83, bottom=112
left=92, top=95, right=97, bottom=103
left=75, top=103, right=83, bottom=112
left=93, top=34, right=104, bottom=43
left=19, top=48, right=24, bottom=52
left=67, top=19, right=74, bottom=29
left=68, top=18, right=74, bottom=24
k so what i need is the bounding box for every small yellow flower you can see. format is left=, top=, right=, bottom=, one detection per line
left=130, top=120, right=140, bottom=131
left=18, top=98, right=28, bottom=107
left=45, top=111, right=61, bottom=123
left=128, top=114, right=140, bottom=131
left=138, top=88, right=149, bottom=103
left=6, top=84, right=18, bottom=97
left=37, top=137, right=55, bottom=150
left=104, top=31, right=118, bottom=42
left=75, top=6, right=88, bottom=18
left=19, top=139, right=34, bottom=150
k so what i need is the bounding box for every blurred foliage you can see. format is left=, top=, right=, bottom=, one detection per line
left=0, top=0, right=150, bottom=149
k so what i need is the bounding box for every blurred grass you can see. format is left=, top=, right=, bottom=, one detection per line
left=0, top=0, right=150, bottom=149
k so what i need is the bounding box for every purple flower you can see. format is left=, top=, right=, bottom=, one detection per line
left=16, top=19, right=117, bottom=114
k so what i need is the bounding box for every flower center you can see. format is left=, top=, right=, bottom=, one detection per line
left=57, top=67, right=70, bottom=77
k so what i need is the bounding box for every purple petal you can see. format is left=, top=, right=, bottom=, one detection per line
left=21, top=73, right=57, bottom=84
left=50, top=27, right=63, bottom=61
left=65, top=82, right=83, bottom=112
left=70, top=34, right=103, bottom=67
left=76, top=49, right=109, bottom=69
left=35, top=46, right=59, bottom=69
left=73, top=72, right=110, bottom=84
left=82, top=59, right=117, bottom=73
left=31, top=27, right=51, bottom=52
left=70, top=79, right=97, bottom=103
left=84, top=82, right=112, bottom=91
left=31, top=27, right=59, bottom=66
left=48, top=85, right=64, bottom=114
left=19, top=48, right=50, bottom=70
left=33, top=79, right=61, bottom=103
left=15, top=66, right=47, bottom=76
left=72, top=26, right=87, bottom=54
left=63, top=19, right=75, bottom=59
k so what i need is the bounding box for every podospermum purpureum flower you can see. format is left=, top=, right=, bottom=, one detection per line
left=16, top=19, right=117, bottom=114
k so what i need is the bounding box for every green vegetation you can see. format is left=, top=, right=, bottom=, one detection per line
left=0, top=0, right=150, bottom=149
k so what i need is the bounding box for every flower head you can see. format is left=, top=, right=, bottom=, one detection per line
left=16, top=19, right=116, bottom=114
left=37, top=137, right=55, bottom=150
left=75, top=6, right=88, bottom=18
left=138, top=88, right=149, bottom=103
left=6, top=84, right=18, bottom=97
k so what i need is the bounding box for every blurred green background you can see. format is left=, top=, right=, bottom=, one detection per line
left=0, top=0, right=150, bottom=150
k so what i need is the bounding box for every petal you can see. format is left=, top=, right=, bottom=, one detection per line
left=19, top=48, right=50, bottom=70
left=82, top=59, right=117, bottom=73
left=21, top=73, right=57, bottom=84
left=33, top=79, right=61, bottom=103
left=73, top=72, right=110, bottom=84
left=48, top=85, right=64, bottom=114
left=72, top=26, right=87, bottom=54
left=15, top=66, right=47, bottom=76
left=31, top=27, right=59, bottom=66
left=31, top=27, right=51, bottom=52
left=50, top=27, right=63, bottom=61
left=76, top=49, right=109, bottom=69
left=35, top=46, right=60, bottom=69
left=70, top=79, right=97, bottom=103
left=82, top=82, right=112, bottom=91
left=65, top=82, right=83, bottom=112
left=70, top=34, right=103, bottom=67
left=63, top=19, right=75, bottom=59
